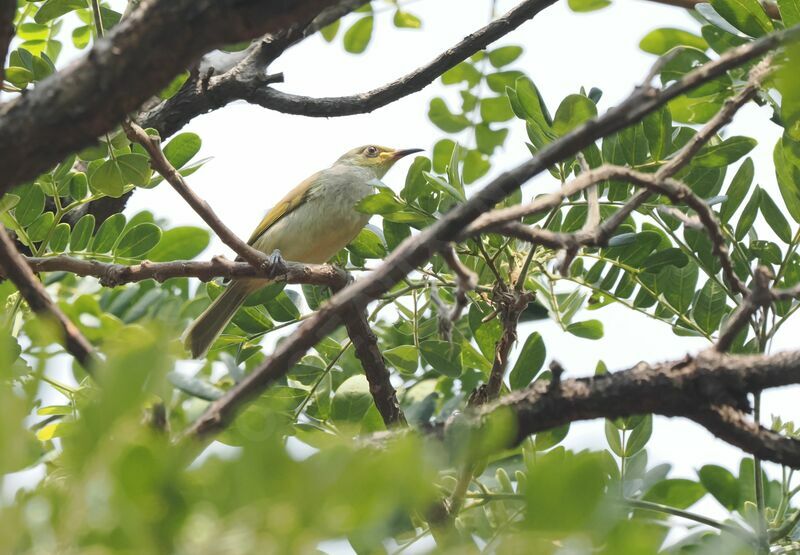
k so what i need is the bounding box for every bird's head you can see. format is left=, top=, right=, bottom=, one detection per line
left=335, top=145, right=424, bottom=178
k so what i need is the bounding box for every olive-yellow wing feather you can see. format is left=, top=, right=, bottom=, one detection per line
left=246, top=172, right=319, bottom=245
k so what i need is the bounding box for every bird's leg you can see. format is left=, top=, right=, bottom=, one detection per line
left=265, top=249, right=287, bottom=279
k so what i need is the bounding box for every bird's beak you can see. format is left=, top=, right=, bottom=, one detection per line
left=392, top=148, right=424, bottom=160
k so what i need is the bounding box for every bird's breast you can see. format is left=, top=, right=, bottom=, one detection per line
left=253, top=167, right=375, bottom=264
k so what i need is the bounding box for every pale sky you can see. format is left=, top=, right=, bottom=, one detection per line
left=6, top=0, right=800, bottom=548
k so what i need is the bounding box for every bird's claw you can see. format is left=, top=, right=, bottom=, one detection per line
left=265, top=249, right=287, bottom=277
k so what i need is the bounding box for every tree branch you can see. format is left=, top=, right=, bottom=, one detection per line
left=23, top=255, right=346, bottom=288
left=0, top=228, right=96, bottom=371
left=341, top=304, right=408, bottom=428
left=0, top=0, right=347, bottom=192
left=178, top=25, right=800, bottom=444
left=714, top=266, right=774, bottom=352
left=468, top=349, right=800, bottom=468
left=139, top=0, right=557, bottom=133
left=468, top=286, right=532, bottom=406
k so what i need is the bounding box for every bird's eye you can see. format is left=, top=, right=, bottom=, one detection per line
left=365, top=146, right=379, bottom=157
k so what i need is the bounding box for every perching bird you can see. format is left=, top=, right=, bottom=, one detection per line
left=182, top=144, right=422, bottom=358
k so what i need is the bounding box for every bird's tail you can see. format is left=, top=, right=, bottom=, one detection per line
left=182, top=280, right=259, bottom=358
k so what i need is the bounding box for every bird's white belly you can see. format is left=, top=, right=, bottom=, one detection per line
left=252, top=169, right=374, bottom=264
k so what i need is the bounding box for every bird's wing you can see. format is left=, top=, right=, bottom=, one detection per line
left=246, top=171, right=320, bottom=246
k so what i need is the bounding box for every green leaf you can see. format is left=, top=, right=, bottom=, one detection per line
left=4, top=66, right=33, bottom=88
left=441, top=62, right=481, bottom=87
left=643, top=106, right=672, bottom=161
left=534, top=424, right=570, bottom=451
left=69, top=172, right=88, bottom=201
left=0, top=194, right=20, bottom=215
left=567, top=0, right=611, bottom=11
left=115, top=223, right=162, bottom=259
left=552, top=94, right=597, bottom=136
left=486, top=70, right=523, bottom=93
left=27, top=212, right=54, bottom=242
left=640, top=248, right=689, bottom=273
left=393, top=10, right=421, bottom=28
left=698, top=464, right=739, bottom=510
left=431, top=139, right=455, bottom=174
left=779, top=0, right=800, bottom=25
left=428, top=97, right=470, bottom=133
left=625, top=414, right=653, bottom=456
left=91, top=213, right=126, bottom=253
left=147, top=226, right=210, bottom=261
left=639, top=28, right=708, bottom=55
left=14, top=184, right=45, bottom=226
left=480, top=96, right=513, bottom=123
left=356, top=189, right=405, bottom=215
left=735, top=187, right=761, bottom=241
left=168, top=372, right=224, bottom=401
left=644, top=479, right=706, bottom=509
left=475, top=124, right=509, bottom=155
left=349, top=227, right=386, bottom=259
left=693, top=136, right=756, bottom=168
left=488, top=45, right=523, bottom=68
left=48, top=222, right=70, bottom=253
left=419, top=340, right=462, bottom=377
left=69, top=214, right=95, bottom=251
left=701, top=24, right=749, bottom=55
left=462, top=150, right=490, bottom=184
left=343, top=16, right=373, bottom=54
left=90, top=159, right=126, bottom=198
left=710, top=0, right=773, bottom=37
left=384, top=345, right=418, bottom=375
left=692, top=280, right=727, bottom=334
left=264, top=291, right=301, bottom=322
left=331, top=375, right=373, bottom=423
left=566, top=320, right=603, bottom=340
left=509, top=332, right=546, bottom=390
left=656, top=262, right=699, bottom=313
left=320, top=19, right=340, bottom=42
left=760, top=191, right=793, bottom=243
left=400, top=155, right=431, bottom=203
left=775, top=138, right=800, bottom=223
left=605, top=420, right=623, bottom=456
left=514, top=77, right=552, bottom=130
left=720, top=157, right=754, bottom=223
left=35, top=0, right=87, bottom=24
left=117, top=153, right=151, bottom=186
left=163, top=133, right=201, bottom=170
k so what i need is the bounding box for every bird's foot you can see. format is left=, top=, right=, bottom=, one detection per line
left=266, top=249, right=288, bottom=277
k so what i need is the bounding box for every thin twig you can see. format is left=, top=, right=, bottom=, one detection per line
left=123, top=121, right=269, bottom=269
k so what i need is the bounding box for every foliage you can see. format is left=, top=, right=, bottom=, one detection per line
left=2, top=0, right=800, bottom=553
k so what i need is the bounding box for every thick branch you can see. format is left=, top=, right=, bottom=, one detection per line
left=23, top=255, right=346, bottom=288
left=140, top=0, right=557, bottom=133
left=0, top=0, right=345, bottom=191
left=179, top=26, right=800, bottom=444
left=469, top=349, right=800, bottom=467
left=0, top=228, right=96, bottom=370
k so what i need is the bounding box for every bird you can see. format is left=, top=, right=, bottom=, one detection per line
left=182, top=144, right=423, bottom=358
